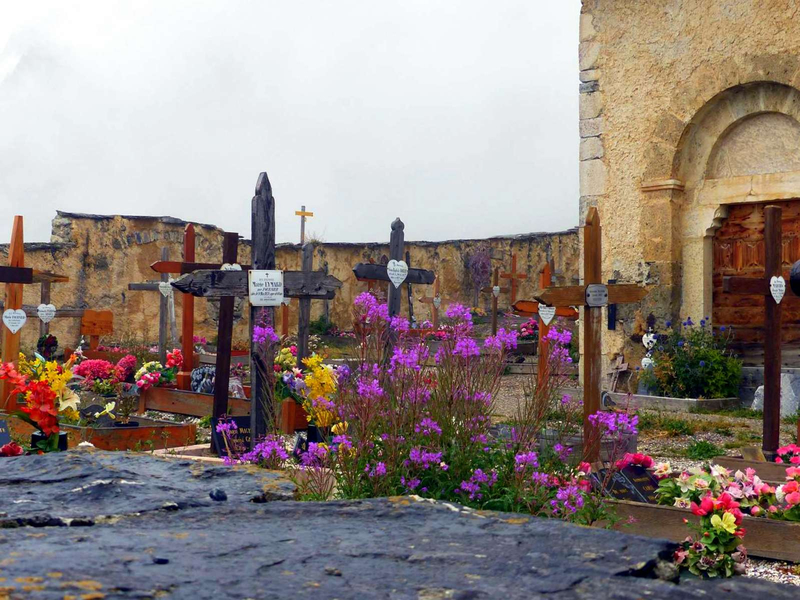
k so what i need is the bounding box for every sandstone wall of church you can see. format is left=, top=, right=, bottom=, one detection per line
left=580, top=0, right=800, bottom=366
left=0, top=212, right=579, bottom=352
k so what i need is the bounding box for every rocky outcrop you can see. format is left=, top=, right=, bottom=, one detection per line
left=0, top=451, right=793, bottom=598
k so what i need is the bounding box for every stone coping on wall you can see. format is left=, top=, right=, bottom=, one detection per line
left=602, top=391, right=741, bottom=412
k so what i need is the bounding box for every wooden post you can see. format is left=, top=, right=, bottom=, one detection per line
left=418, top=277, right=442, bottom=329
left=39, top=281, right=51, bottom=338
left=251, top=172, right=277, bottom=444
left=583, top=208, right=602, bottom=461
left=538, top=263, right=552, bottom=389
left=178, top=225, right=196, bottom=389
left=295, top=206, right=313, bottom=245
left=405, top=251, right=416, bottom=326
left=1, top=216, right=24, bottom=410
left=212, top=232, right=239, bottom=430
left=158, top=247, right=170, bottom=365
left=387, top=219, right=405, bottom=318
left=296, top=243, right=313, bottom=368
left=280, top=301, right=290, bottom=338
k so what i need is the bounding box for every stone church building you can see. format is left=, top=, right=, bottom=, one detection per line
left=580, top=0, right=800, bottom=367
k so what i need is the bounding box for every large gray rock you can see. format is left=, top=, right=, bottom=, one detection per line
left=752, top=373, right=800, bottom=416
left=0, top=451, right=795, bottom=598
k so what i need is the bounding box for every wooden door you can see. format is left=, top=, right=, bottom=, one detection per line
left=713, top=200, right=800, bottom=366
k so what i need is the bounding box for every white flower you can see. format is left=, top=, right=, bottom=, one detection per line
left=673, top=498, right=691, bottom=509
left=652, top=462, right=671, bottom=477
left=58, top=388, right=80, bottom=413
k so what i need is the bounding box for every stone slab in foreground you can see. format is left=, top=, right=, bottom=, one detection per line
left=0, top=451, right=795, bottom=599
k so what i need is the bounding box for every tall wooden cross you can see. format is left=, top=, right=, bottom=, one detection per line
left=513, top=263, right=579, bottom=388
left=481, top=267, right=509, bottom=335
left=724, top=205, right=784, bottom=458
left=295, top=205, right=314, bottom=244
left=534, top=208, right=648, bottom=461
left=128, top=247, right=179, bottom=364
left=0, top=217, right=71, bottom=409
left=172, top=172, right=343, bottom=445
left=418, top=276, right=445, bottom=329
left=352, top=219, right=435, bottom=319
left=501, top=253, right=527, bottom=305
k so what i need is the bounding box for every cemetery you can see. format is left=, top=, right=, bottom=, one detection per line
left=4, top=1, right=800, bottom=597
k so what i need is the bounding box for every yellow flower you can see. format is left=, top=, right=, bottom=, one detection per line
left=710, top=512, right=737, bottom=534
left=331, top=421, right=348, bottom=435
left=58, top=388, right=80, bottom=413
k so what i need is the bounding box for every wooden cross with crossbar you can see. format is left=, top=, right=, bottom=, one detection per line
left=480, top=267, right=509, bottom=335
left=295, top=206, right=314, bottom=244
left=501, top=253, right=527, bottom=305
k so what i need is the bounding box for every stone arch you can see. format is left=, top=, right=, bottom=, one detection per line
left=661, top=81, right=800, bottom=324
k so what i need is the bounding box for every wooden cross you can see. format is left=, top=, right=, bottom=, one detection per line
left=356, top=257, right=387, bottom=299
left=534, top=208, right=648, bottom=461
left=172, top=172, right=343, bottom=445
left=295, top=205, right=314, bottom=244
left=513, top=263, right=579, bottom=388
left=352, top=219, right=435, bottom=319
left=418, top=276, right=445, bottom=329
left=480, top=267, right=509, bottom=335
left=723, top=204, right=784, bottom=458
left=500, top=253, right=527, bottom=305
left=606, top=355, right=629, bottom=393
left=128, top=247, right=179, bottom=364
left=0, top=217, right=71, bottom=409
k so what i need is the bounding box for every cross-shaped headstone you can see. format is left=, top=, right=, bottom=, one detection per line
left=513, top=263, right=579, bottom=388
left=172, top=172, right=343, bottom=446
left=128, top=247, right=179, bottom=364
left=724, top=204, right=784, bottom=459
left=481, top=267, right=510, bottom=335
left=501, top=253, right=527, bottom=305
left=418, top=276, right=446, bottom=329
left=295, top=205, right=314, bottom=244
left=534, top=208, right=648, bottom=461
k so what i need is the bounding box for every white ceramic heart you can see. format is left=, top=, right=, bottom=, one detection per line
left=433, top=296, right=442, bottom=309
left=387, top=260, right=409, bottom=288
left=3, top=309, right=26, bottom=334
left=221, top=263, right=242, bottom=271
left=539, top=305, right=556, bottom=326
left=37, top=303, right=56, bottom=323
left=158, top=281, right=173, bottom=297
left=492, top=285, right=500, bottom=298
left=771, top=275, right=786, bottom=305
left=642, top=332, right=657, bottom=350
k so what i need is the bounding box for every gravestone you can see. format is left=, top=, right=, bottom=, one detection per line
left=0, top=418, right=10, bottom=446
left=593, top=465, right=660, bottom=504
left=210, top=415, right=252, bottom=456
left=752, top=373, right=800, bottom=416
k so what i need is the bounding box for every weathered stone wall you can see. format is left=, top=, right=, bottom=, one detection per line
left=580, top=0, right=800, bottom=367
left=0, top=211, right=579, bottom=351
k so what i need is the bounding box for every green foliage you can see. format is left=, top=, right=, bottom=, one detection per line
left=636, top=411, right=696, bottom=436
left=639, top=319, right=742, bottom=399
left=198, top=415, right=212, bottom=429
left=309, top=316, right=334, bottom=336
left=685, top=440, right=722, bottom=460
left=689, top=406, right=761, bottom=419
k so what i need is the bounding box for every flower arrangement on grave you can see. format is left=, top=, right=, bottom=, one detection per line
left=518, top=317, right=539, bottom=341
left=0, top=353, right=79, bottom=452
left=73, top=354, right=138, bottom=396
left=36, top=334, right=59, bottom=360
left=135, top=349, right=183, bottom=391
left=298, top=354, right=337, bottom=428
left=775, top=443, right=800, bottom=465
left=638, top=317, right=742, bottom=399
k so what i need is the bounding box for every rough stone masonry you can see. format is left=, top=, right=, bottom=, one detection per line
left=0, top=451, right=794, bottom=599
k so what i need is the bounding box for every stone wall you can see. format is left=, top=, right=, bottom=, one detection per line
left=579, top=0, right=800, bottom=367
left=0, top=211, right=579, bottom=351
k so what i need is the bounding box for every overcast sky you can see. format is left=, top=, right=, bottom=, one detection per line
left=0, top=1, right=580, bottom=245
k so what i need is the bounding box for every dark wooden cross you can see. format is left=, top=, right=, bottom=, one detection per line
left=513, top=263, right=579, bottom=388
left=128, top=247, right=179, bottom=364
left=534, top=208, right=648, bottom=461
left=501, top=253, right=527, bottom=305
left=480, top=267, right=509, bottom=335
left=172, top=172, right=343, bottom=445
left=0, top=216, right=71, bottom=409
left=724, top=204, right=784, bottom=459
left=352, top=219, right=435, bottom=319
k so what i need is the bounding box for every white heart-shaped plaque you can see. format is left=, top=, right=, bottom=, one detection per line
left=539, top=305, right=556, bottom=326
left=37, top=303, right=56, bottom=323
left=221, top=263, right=242, bottom=271
left=492, top=285, right=500, bottom=298
left=641, top=356, right=654, bottom=370
left=642, top=332, right=657, bottom=350
left=3, top=309, right=27, bottom=334
left=433, top=296, right=442, bottom=309
left=770, top=275, right=786, bottom=305
left=158, top=281, right=173, bottom=297
left=386, top=260, right=408, bottom=289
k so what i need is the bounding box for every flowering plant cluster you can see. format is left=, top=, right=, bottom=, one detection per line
left=73, top=354, right=137, bottom=396
left=518, top=318, right=539, bottom=341
left=775, top=443, right=800, bottom=465
left=134, top=349, right=183, bottom=391
left=0, top=353, right=78, bottom=452
left=639, top=318, right=741, bottom=399
left=299, top=354, right=337, bottom=427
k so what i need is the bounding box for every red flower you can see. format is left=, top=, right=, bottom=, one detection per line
left=166, top=349, right=184, bottom=369
left=21, top=380, right=59, bottom=436
left=691, top=495, right=714, bottom=516
left=0, top=442, right=23, bottom=457
left=714, top=492, right=740, bottom=512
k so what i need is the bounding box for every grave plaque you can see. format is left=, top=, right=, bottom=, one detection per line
left=211, top=415, right=252, bottom=456
left=585, top=284, right=609, bottom=307
left=248, top=270, right=284, bottom=307
left=0, top=419, right=10, bottom=446
left=592, top=465, right=660, bottom=504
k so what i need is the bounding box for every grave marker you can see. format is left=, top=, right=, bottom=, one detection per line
left=500, top=253, right=527, bottom=305
left=418, top=276, right=446, bottom=330
left=534, top=208, right=648, bottom=461
left=295, top=205, right=313, bottom=244
left=725, top=205, right=783, bottom=458
left=481, top=267, right=509, bottom=336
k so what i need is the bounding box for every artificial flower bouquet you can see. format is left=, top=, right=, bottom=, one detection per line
left=135, top=349, right=183, bottom=391
left=518, top=317, right=539, bottom=341
left=0, top=353, right=79, bottom=452
left=73, top=355, right=137, bottom=396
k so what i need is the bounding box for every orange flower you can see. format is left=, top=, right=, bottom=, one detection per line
left=21, top=380, right=59, bottom=436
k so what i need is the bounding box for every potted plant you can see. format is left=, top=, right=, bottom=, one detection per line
left=0, top=353, right=79, bottom=452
